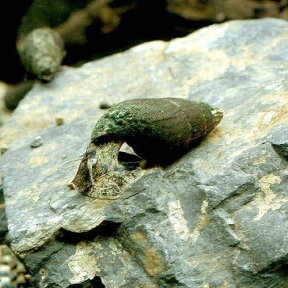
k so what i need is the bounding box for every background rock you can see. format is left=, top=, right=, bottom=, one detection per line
left=167, top=0, right=288, bottom=22
left=1, top=19, right=288, bottom=287
left=2, top=0, right=288, bottom=85
left=0, top=83, right=10, bottom=127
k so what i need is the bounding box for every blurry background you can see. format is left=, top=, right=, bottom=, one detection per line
left=2, top=0, right=288, bottom=84
left=0, top=0, right=288, bottom=124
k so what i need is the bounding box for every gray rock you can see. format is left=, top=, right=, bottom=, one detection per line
left=1, top=19, right=288, bottom=287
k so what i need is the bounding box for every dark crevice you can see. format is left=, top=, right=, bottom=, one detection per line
left=68, top=275, right=105, bottom=288
left=57, top=221, right=122, bottom=243
left=258, top=255, right=288, bottom=275
left=271, top=143, right=288, bottom=161
left=23, top=241, right=65, bottom=275
left=118, top=151, right=142, bottom=170
left=118, top=151, right=142, bottom=163
left=212, top=183, right=258, bottom=213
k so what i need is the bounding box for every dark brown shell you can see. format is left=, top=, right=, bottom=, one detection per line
left=91, top=98, right=223, bottom=162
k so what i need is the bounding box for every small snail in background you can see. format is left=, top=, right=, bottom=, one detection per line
left=70, top=98, right=223, bottom=199
left=4, top=80, right=34, bottom=110
left=19, top=27, right=65, bottom=82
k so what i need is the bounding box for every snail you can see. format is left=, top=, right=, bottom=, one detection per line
left=70, top=98, right=223, bottom=199
left=4, top=80, right=34, bottom=110
left=19, top=27, right=65, bottom=82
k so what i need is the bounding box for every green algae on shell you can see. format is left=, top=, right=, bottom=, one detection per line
left=91, top=97, right=223, bottom=162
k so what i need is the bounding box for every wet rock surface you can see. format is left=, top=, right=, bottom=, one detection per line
left=1, top=19, right=288, bottom=287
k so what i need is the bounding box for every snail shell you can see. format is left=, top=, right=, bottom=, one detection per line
left=91, top=98, right=223, bottom=163
left=19, top=28, right=65, bottom=82
left=70, top=98, right=223, bottom=199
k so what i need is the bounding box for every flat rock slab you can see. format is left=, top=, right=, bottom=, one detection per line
left=1, top=19, right=288, bottom=287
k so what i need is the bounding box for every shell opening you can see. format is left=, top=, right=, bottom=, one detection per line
left=118, top=142, right=143, bottom=170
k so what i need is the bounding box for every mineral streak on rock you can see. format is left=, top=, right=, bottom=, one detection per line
left=19, top=28, right=65, bottom=82
left=71, top=98, right=222, bottom=199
